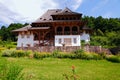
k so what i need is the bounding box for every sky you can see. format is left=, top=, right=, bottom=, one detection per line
left=0, top=0, right=120, bottom=27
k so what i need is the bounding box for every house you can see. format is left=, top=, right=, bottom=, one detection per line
left=13, top=7, right=91, bottom=52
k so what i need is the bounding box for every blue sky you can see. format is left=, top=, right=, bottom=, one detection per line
left=0, top=0, right=120, bottom=27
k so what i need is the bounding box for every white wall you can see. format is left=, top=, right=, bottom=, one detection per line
left=55, top=35, right=80, bottom=46
left=17, top=32, right=90, bottom=47
left=81, top=33, right=90, bottom=43
left=17, top=33, right=34, bottom=47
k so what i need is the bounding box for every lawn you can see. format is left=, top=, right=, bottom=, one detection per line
left=3, top=57, right=120, bottom=80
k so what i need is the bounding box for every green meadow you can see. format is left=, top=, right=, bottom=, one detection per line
left=1, top=57, right=120, bottom=80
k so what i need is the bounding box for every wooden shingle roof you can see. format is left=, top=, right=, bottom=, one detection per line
left=13, top=7, right=83, bottom=32
left=12, top=25, right=32, bottom=32
left=52, top=7, right=82, bottom=16
left=33, top=7, right=82, bottom=23
left=34, top=9, right=62, bottom=23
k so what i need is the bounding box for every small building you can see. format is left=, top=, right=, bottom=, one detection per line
left=13, top=7, right=91, bottom=52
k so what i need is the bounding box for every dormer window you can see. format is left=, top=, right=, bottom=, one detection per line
left=40, top=18, right=42, bottom=20
left=49, top=18, right=52, bottom=20
left=43, top=19, right=46, bottom=20
left=65, top=11, right=68, bottom=13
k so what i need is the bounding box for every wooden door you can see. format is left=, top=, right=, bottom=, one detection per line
left=64, top=38, right=72, bottom=46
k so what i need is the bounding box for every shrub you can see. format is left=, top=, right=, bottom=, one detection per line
left=6, top=45, right=15, bottom=49
left=73, top=49, right=88, bottom=59
left=106, top=55, right=120, bottom=63
left=52, top=50, right=60, bottom=57
left=11, top=42, right=17, bottom=45
left=2, top=50, right=31, bottom=57
left=73, top=49, right=103, bottom=60
left=1, top=50, right=13, bottom=57
left=83, top=53, right=94, bottom=60
left=75, top=52, right=87, bottom=59
left=98, top=52, right=107, bottom=59
left=0, top=47, right=6, bottom=51
left=92, top=53, right=102, bottom=60
left=73, top=49, right=85, bottom=54
left=11, top=50, right=30, bottom=57
left=33, top=52, right=51, bottom=59
left=57, top=53, right=75, bottom=59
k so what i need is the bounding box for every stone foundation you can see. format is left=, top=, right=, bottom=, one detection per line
left=17, top=46, right=81, bottom=52
left=17, top=46, right=111, bottom=54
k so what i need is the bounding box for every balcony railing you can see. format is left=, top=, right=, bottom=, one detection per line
left=56, top=31, right=79, bottom=35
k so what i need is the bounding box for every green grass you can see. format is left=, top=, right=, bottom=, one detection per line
left=3, top=57, right=120, bottom=80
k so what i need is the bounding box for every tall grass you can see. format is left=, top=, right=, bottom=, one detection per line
left=0, top=58, right=24, bottom=80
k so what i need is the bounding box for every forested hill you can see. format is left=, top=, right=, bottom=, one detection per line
left=0, top=16, right=120, bottom=48
left=82, top=16, right=120, bottom=48
left=0, top=23, right=29, bottom=41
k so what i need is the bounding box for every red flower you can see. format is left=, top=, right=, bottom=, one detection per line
left=72, top=65, right=75, bottom=70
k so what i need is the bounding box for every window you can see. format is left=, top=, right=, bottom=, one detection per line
left=58, top=38, right=62, bottom=44
left=72, top=26, right=78, bottom=35
left=21, top=32, right=25, bottom=38
left=57, top=27, right=62, bottom=35
left=64, top=27, right=70, bottom=35
left=73, top=38, right=77, bottom=44
left=34, top=33, right=38, bottom=40
left=27, top=32, right=30, bottom=38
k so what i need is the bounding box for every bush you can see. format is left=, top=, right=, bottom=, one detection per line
left=11, top=50, right=30, bottom=57
left=73, top=49, right=85, bottom=54
left=11, top=42, right=17, bottom=45
left=6, top=45, right=16, bottom=49
left=92, top=53, right=102, bottom=60
left=2, top=50, right=31, bottom=57
left=33, top=52, right=51, bottom=59
left=57, top=53, right=75, bottom=59
left=106, top=55, right=120, bottom=63
left=52, top=50, right=59, bottom=57
left=0, top=47, right=6, bottom=51
left=2, top=50, right=13, bottom=57
left=73, top=49, right=88, bottom=59
left=73, top=49, right=103, bottom=60
left=98, top=52, right=107, bottom=59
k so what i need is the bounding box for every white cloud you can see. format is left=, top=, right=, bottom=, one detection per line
left=0, top=2, right=18, bottom=25
left=71, top=0, right=83, bottom=10
left=92, top=0, right=109, bottom=12
left=0, top=0, right=83, bottom=26
left=11, top=0, right=59, bottom=20
left=57, top=0, right=83, bottom=10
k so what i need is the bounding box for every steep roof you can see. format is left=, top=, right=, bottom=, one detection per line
left=13, top=7, right=83, bottom=32
left=12, top=25, right=32, bottom=32
left=33, top=7, right=82, bottom=23
left=28, top=27, right=50, bottom=30
left=34, top=9, right=62, bottom=22
left=52, top=7, right=82, bottom=15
